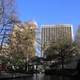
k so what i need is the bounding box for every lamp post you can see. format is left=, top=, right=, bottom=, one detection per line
left=60, top=48, right=65, bottom=80
left=26, top=54, right=29, bottom=72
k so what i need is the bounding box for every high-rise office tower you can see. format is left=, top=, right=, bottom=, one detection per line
left=41, top=24, right=73, bottom=56
left=11, top=20, right=37, bottom=58
left=75, top=25, right=80, bottom=48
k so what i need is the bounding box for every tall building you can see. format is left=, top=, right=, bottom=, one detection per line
left=11, top=20, right=37, bottom=58
left=75, top=25, right=80, bottom=48
left=24, top=20, right=37, bottom=57
left=41, top=24, right=73, bottom=56
left=24, top=20, right=37, bottom=29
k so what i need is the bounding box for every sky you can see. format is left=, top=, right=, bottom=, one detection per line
left=16, top=0, right=80, bottom=36
left=15, top=0, right=80, bottom=56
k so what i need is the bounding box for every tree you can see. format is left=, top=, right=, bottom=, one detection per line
left=7, top=23, right=36, bottom=71
left=0, top=0, right=17, bottom=72
left=0, top=0, right=16, bottom=53
left=44, top=41, right=80, bottom=69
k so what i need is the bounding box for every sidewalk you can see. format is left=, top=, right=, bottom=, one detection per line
left=0, top=71, right=33, bottom=79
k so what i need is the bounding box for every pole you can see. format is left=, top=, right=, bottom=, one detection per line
left=61, top=48, right=64, bottom=80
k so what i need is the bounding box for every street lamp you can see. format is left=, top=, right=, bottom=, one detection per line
left=26, top=54, right=29, bottom=72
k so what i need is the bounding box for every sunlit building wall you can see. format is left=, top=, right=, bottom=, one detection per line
left=75, top=25, right=80, bottom=48
left=11, top=20, right=37, bottom=58
left=24, top=20, right=37, bottom=57
left=41, top=24, right=73, bottom=56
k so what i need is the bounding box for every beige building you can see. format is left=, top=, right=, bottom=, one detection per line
left=75, top=25, right=80, bottom=48
left=11, top=20, right=37, bottom=58
left=23, top=20, right=37, bottom=57
left=41, top=24, right=73, bottom=56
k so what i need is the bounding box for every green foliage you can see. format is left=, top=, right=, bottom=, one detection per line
left=5, top=24, right=36, bottom=70
left=44, top=41, right=79, bottom=65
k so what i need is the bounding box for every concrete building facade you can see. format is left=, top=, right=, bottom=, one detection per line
left=11, top=20, right=37, bottom=58
left=41, top=24, right=73, bottom=56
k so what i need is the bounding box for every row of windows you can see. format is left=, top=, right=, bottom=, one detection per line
left=41, top=26, right=72, bottom=44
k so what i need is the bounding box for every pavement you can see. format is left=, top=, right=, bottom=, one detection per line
left=0, top=71, right=33, bottom=79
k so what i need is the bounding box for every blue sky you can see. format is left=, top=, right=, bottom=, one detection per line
left=16, top=0, right=80, bottom=36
